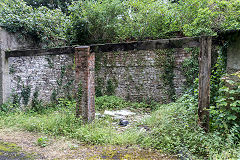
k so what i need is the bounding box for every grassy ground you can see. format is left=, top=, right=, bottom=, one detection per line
left=0, top=128, right=173, bottom=159
left=0, top=95, right=239, bottom=159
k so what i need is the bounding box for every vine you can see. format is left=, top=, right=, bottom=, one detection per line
left=182, top=48, right=199, bottom=89
left=95, top=77, right=104, bottom=97
left=156, top=49, right=176, bottom=101
left=9, top=65, right=16, bottom=74
left=31, top=88, right=43, bottom=111
left=45, top=56, right=54, bottom=68
left=105, top=78, right=118, bottom=96
left=21, top=85, right=31, bottom=106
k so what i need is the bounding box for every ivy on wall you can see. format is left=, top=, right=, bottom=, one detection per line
left=182, top=48, right=199, bottom=89
left=10, top=55, right=75, bottom=107
left=156, top=49, right=176, bottom=101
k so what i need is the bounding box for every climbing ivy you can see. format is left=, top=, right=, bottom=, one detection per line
left=156, top=49, right=176, bottom=101
left=21, top=85, right=31, bottom=106
left=105, top=78, right=118, bottom=96
left=31, top=88, right=43, bottom=111
left=182, top=48, right=199, bottom=89
left=45, top=56, right=54, bottom=68
left=51, top=89, right=57, bottom=103
left=95, top=77, right=104, bottom=97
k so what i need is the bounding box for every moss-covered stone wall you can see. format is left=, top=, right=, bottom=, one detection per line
left=95, top=48, right=191, bottom=103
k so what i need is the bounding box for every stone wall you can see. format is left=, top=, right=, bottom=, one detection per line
left=0, top=27, right=38, bottom=104
left=0, top=27, right=200, bottom=105
left=227, top=35, right=240, bottom=73
left=5, top=48, right=191, bottom=105
left=95, top=48, right=191, bottom=103
left=8, top=54, right=75, bottom=104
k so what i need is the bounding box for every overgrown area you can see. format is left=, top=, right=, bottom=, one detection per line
left=2, top=44, right=239, bottom=159
left=0, top=92, right=239, bottom=159
left=0, top=0, right=240, bottom=159
left=1, top=0, right=240, bottom=45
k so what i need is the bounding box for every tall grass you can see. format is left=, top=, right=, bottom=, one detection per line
left=0, top=95, right=239, bottom=159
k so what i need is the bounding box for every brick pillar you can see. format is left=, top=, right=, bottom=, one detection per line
left=75, top=46, right=95, bottom=122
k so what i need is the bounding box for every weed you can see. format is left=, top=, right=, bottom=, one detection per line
left=36, top=137, right=48, bottom=147
left=95, top=96, right=129, bottom=111
left=138, top=94, right=240, bottom=159
left=0, top=95, right=239, bottom=159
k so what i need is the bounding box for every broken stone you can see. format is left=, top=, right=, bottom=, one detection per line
left=113, top=115, right=125, bottom=120
left=115, top=110, right=136, bottom=116
left=103, top=110, right=116, bottom=116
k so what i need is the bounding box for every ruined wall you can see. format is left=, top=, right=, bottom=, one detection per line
left=6, top=48, right=190, bottom=105
left=95, top=48, right=191, bottom=103
left=227, top=36, right=240, bottom=73
left=8, top=54, right=75, bottom=105
left=0, top=27, right=39, bottom=104
left=0, top=27, right=196, bottom=104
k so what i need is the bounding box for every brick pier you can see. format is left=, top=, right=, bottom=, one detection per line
left=75, top=46, right=95, bottom=122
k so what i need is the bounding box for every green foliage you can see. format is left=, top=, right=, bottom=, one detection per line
left=68, top=0, right=178, bottom=44
left=45, top=56, right=54, bottom=68
left=36, top=137, right=48, bottom=147
left=0, top=95, right=239, bottom=159
left=0, top=0, right=69, bottom=47
left=21, top=85, right=31, bottom=106
left=0, top=98, right=139, bottom=145
left=131, top=101, right=160, bottom=111
left=210, top=46, right=227, bottom=105
left=95, top=96, right=129, bottom=111
left=116, top=0, right=178, bottom=41
left=182, top=48, right=199, bottom=89
left=68, top=0, right=126, bottom=44
left=50, top=89, right=57, bottom=103
left=210, top=72, right=240, bottom=139
left=138, top=94, right=240, bottom=159
left=105, top=79, right=117, bottom=96
left=57, top=98, right=75, bottom=109
left=156, top=49, right=176, bottom=101
left=95, top=95, right=159, bottom=111
left=1, top=0, right=240, bottom=45
left=12, top=92, right=21, bottom=106
left=31, top=88, right=43, bottom=112
left=95, top=78, right=104, bottom=97
left=0, top=102, right=19, bottom=113
left=67, top=0, right=240, bottom=44
left=24, top=0, right=73, bottom=14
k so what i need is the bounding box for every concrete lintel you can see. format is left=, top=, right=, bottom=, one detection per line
left=90, top=37, right=201, bottom=53
left=6, top=47, right=74, bottom=58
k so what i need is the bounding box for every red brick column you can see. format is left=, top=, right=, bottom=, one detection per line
left=75, top=46, right=95, bottom=122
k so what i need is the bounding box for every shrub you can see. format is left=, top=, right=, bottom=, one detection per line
left=138, top=94, right=240, bottom=159
left=0, top=0, right=69, bottom=47
left=68, top=0, right=126, bottom=44
left=95, top=96, right=129, bottom=111
left=210, top=71, right=240, bottom=139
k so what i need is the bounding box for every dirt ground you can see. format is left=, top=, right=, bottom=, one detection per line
left=0, top=128, right=176, bottom=160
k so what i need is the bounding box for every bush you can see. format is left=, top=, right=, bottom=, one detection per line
left=138, top=94, right=240, bottom=159
left=95, top=96, right=129, bottom=111
left=67, top=0, right=240, bottom=44
left=68, top=0, right=126, bottom=44
left=0, top=0, right=69, bottom=47
left=210, top=71, right=240, bottom=139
